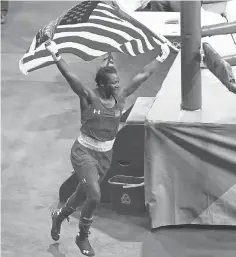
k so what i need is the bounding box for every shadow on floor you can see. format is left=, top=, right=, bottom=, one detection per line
left=47, top=243, right=67, bottom=257
left=46, top=209, right=236, bottom=257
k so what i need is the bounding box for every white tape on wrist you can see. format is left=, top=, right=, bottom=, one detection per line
left=156, top=43, right=170, bottom=63
left=52, top=52, right=61, bottom=62
left=156, top=55, right=165, bottom=63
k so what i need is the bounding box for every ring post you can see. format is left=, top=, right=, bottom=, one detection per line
left=181, top=1, right=202, bottom=111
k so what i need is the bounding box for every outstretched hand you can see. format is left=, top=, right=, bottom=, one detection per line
left=156, top=43, right=170, bottom=63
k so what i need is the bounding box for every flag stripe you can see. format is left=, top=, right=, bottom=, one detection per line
left=55, top=35, right=122, bottom=53
left=92, top=10, right=122, bottom=22
left=26, top=42, right=47, bottom=58
left=23, top=38, right=110, bottom=64
left=28, top=61, right=55, bottom=73
left=123, top=42, right=136, bottom=56
left=58, top=46, right=106, bottom=62
left=20, top=55, right=54, bottom=73
left=146, top=34, right=162, bottom=49
left=56, top=18, right=161, bottom=53
left=97, top=2, right=114, bottom=11
left=55, top=24, right=133, bottom=45
left=101, top=3, right=167, bottom=45
left=94, top=7, right=121, bottom=20
left=23, top=32, right=127, bottom=63
left=121, top=40, right=148, bottom=56
left=55, top=31, right=122, bottom=46
left=134, top=39, right=146, bottom=55
left=22, top=50, right=50, bottom=64
left=27, top=36, right=37, bottom=54
left=119, top=44, right=132, bottom=56
left=122, top=39, right=145, bottom=55
left=128, top=40, right=143, bottom=56
left=91, top=14, right=156, bottom=51
left=89, top=14, right=151, bottom=42
left=136, top=39, right=145, bottom=54
left=56, top=19, right=154, bottom=54
left=88, top=18, right=153, bottom=50
left=94, top=5, right=122, bottom=19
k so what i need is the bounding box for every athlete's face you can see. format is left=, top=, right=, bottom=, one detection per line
left=104, top=73, right=120, bottom=94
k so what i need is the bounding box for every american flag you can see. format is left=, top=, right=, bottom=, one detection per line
left=19, top=1, right=178, bottom=75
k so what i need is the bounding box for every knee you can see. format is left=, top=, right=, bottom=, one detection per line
left=88, top=188, right=101, bottom=207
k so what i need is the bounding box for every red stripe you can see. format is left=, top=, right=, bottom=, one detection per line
left=27, top=60, right=55, bottom=73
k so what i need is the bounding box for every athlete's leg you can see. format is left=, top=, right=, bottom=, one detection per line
left=50, top=140, right=96, bottom=241
left=65, top=164, right=100, bottom=216
left=63, top=181, right=86, bottom=209
left=51, top=200, right=76, bottom=241
left=71, top=146, right=112, bottom=257
left=72, top=164, right=100, bottom=257
left=51, top=162, right=99, bottom=243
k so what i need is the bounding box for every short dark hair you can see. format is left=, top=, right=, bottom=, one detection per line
left=95, top=66, right=117, bottom=86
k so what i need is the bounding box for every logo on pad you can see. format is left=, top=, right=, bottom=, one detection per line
left=121, top=193, right=131, bottom=205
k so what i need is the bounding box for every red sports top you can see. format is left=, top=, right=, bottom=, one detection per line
left=80, top=89, right=125, bottom=142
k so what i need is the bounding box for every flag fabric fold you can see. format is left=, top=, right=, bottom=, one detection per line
left=19, top=1, right=178, bottom=75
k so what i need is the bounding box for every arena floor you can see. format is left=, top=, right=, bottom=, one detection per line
left=1, top=1, right=236, bottom=257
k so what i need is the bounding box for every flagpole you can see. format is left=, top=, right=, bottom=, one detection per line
left=180, top=1, right=202, bottom=111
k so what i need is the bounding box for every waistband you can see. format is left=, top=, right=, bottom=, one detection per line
left=77, top=132, right=115, bottom=152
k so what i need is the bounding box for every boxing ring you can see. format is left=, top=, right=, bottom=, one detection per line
left=144, top=2, right=236, bottom=229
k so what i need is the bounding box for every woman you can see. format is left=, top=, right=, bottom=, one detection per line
left=45, top=40, right=170, bottom=256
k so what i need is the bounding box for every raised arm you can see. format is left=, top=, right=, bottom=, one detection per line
left=119, top=44, right=170, bottom=98
left=45, top=41, right=95, bottom=100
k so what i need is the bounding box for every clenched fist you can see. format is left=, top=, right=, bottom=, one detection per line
left=156, top=43, right=170, bottom=63
left=45, top=40, right=59, bottom=55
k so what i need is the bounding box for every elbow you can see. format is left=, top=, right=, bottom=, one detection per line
left=140, top=70, right=152, bottom=83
